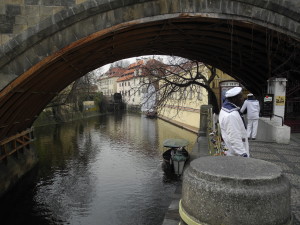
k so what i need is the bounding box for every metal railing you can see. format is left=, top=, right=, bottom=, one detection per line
left=0, top=128, right=34, bottom=161
left=270, top=114, right=284, bottom=126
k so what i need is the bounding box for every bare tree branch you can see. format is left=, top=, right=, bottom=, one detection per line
left=137, top=56, right=220, bottom=114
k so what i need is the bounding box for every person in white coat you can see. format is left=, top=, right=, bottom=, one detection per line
left=219, top=87, right=250, bottom=157
left=240, top=93, right=260, bottom=140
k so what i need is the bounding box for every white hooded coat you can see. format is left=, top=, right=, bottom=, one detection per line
left=219, top=106, right=250, bottom=157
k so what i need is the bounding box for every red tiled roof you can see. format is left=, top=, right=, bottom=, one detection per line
left=128, top=60, right=144, bottom=69
left=117, top=74, right=134, bottom=82
left=106, top=67, right=126, bottom=77
left=122, top=68, right=135, bottom=76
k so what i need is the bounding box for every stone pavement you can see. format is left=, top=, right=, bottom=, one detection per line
left=250, top=134, right=300, bottom=225
left=162, top=133, right=300, bottom=225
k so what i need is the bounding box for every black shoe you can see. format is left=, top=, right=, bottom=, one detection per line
left=252, top=138, right=256, bottom=140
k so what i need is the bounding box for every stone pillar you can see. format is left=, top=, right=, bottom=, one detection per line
left=0, top=148, right=38, bottom=198
left=180, top=157, right=292, bottom=225
left=199, top=104, right=212, bottom=134
left=267, top=78, right=287, bottom=125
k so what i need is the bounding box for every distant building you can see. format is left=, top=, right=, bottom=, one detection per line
left=140, top=59, right=165, bottom=112
left=98, top=58, right=237, bottom=131
left=116, top=59, right=164, bottom=111
left=140, top=84, right=156, bottom=112
left=116, top=60, right=144, bottom=106
left=98, top=67, right=126, bottom=97
left=83, top=101, right=96, bottom=111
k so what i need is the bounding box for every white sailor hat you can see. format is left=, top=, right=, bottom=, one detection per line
left=225, top=87, right=242, bottom=98
left=247, top=93, right=253, bottom=97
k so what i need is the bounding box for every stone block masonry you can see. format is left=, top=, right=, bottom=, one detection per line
left=0, top=5, right=21, bottom=33
left=1, top=0, right=300, bottom=45
left=0, top=0, right=84, bottom=45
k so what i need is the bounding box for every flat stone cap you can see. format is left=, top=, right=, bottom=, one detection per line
left=189, top=156, right=282, bottom=183
left=182, top=156, right=291, bottom=225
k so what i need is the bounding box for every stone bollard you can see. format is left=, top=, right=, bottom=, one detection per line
left=199, top=104, right=212, bottom=133
left=179, top=156, right=292, bottom=225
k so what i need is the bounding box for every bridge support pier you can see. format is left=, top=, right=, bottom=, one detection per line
left=0, top=129, right=37, bottom=198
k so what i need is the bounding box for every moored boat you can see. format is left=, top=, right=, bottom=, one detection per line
left=145, top=109, right=157, bottom=118
left=162, top=138, right=190, bottom=175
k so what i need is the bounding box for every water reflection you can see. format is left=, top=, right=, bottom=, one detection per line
left=1, top=113, right=196, bottom=225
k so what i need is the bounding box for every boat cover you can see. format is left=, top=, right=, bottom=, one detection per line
left=163, top=138, right=189, bottom=148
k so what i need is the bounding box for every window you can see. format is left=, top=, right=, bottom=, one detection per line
left=184, top=90, right=188, bottom=98
left=189, top=87, right=193, bottom=100
left=197, top=89, right=202, bottom=100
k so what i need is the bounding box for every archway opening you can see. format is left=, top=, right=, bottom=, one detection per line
left=1, top=17, right=300, bottom=138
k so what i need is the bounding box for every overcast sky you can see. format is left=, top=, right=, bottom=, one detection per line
left=95, top=55, right=171, bottom=75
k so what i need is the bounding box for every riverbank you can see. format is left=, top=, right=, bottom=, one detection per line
left=33, top=110, right=105, bottom=127
left=157, top=115, right=199, bottom=135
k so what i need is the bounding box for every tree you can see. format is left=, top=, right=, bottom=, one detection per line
left=139, top=56, right=220, bottom=114
left=45, top=71, right=99, bottom=122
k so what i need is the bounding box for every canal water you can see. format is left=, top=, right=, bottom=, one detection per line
left=1, top=113, right=197, bottom=225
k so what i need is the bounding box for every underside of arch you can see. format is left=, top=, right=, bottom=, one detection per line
left=0, top=3, right=300, bottom=139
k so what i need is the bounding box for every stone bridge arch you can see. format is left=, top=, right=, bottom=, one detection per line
left=0, top=0, right=300, bottom=139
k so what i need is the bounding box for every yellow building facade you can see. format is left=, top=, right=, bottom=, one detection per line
left=158, top=65, right=234, bottom=133
left=210, top=69, right=237, bottom=108
left=158, top=64, right=209, bottom=133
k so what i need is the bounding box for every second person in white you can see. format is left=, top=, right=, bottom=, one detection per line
left=240, top=93, right=260, bottom=140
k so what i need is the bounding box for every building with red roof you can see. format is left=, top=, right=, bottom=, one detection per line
left=116, top=59, right=146, bottom=106
left=98, top=67, right=126, bottom=96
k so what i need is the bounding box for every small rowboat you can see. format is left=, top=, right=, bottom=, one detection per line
left=162, top=138, right=189, bottom=175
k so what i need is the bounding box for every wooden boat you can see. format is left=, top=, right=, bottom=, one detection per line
left=162, top=138, right=190, bottom=175
left=145, top=109, right=157, bottom=118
